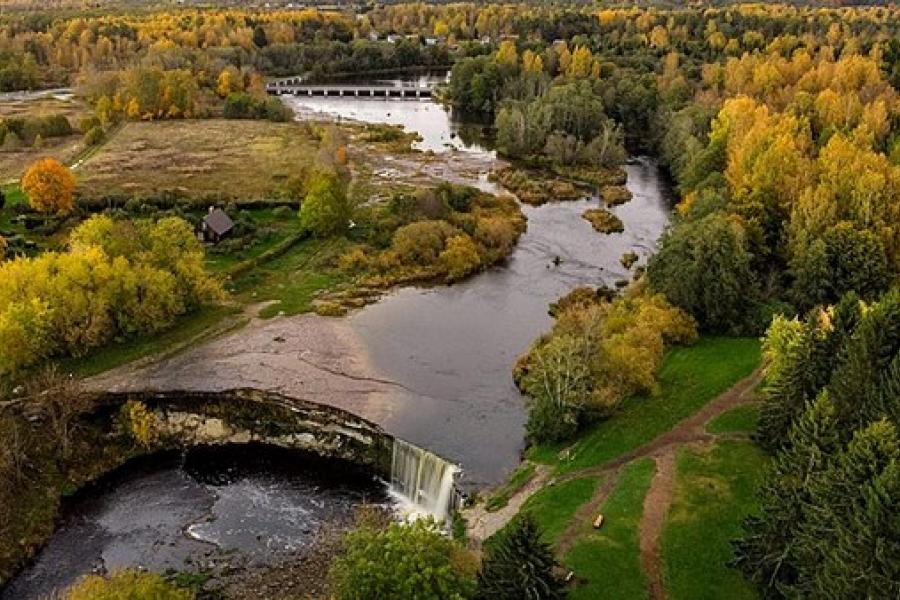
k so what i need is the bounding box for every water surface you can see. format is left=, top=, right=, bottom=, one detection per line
left=286, top=82, right=673, bottom=486
left=2, top=446, right=387, bottom=600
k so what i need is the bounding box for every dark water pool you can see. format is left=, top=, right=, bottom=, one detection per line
left=1, top=445, right=387, bottom=599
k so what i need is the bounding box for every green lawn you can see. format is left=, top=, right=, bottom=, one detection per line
left=707, top=404, right=761, bottom=435
left=231, top=236, right=351, bottom=317
left=564, top=459, right=655, bottom=600
left=529, top=337, right=761, bottom=473
left=514, top=476, right=600, bottom=546
left=1, top=184, right=27, bottom=230
left=485, top=462, right=537, bottom=512
left=61, top=305, right=240, bottom=378
left=661, top=440, right=766, bottom=600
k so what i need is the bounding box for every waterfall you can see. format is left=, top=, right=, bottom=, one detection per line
left=389, top=438, right=458, bottom=521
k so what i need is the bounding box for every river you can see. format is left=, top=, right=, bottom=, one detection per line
left=281, top=82, right=673, bottom=487
left=5, top=78, right=674, bottom=597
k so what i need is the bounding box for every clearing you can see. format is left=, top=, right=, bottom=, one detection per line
left=467, top=336, right=767, bottom=600
left=75, top=120, right=318, bottom=202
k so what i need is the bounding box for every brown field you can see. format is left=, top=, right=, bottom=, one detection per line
left=0, top=94, right=91, bottom=183
left=76, top=119, right=318, bottom=201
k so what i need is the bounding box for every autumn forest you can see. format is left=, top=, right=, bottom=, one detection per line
left=1, top=1, right=899, bottom=599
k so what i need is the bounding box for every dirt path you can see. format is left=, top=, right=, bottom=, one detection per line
left=554, top=469, right=621, bottom=557
left=466, top=367, right=763, bottom=592
left=464, top=465, right=551, bottom=544
left=557, top=368, right=763, bottom=485
left=640, top=451, right=677, bottom=600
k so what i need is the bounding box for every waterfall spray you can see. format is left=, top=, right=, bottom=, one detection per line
left=389, top=438, right=458, bottom=521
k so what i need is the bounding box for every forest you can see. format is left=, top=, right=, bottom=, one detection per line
left=1, top=2, right=900, bottom=599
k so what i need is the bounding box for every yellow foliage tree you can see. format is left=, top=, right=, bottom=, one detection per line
left=21, top=158, right=76, bottom=214
left=567, top=46, right=594, bottom=78
left=495, top=40, right=518, bottom=67
left=522, top=49, right=543, bottom=74
left=216, top=66, right=243, bottom=98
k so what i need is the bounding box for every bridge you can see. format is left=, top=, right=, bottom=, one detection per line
left=266, top=78, right=436, bottom=100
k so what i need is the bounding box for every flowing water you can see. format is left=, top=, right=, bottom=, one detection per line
left=283, top=76, right=674, bottom=488
left=2, top=446, right=388, bottom=599
left=390, top=438, right=459, bottom=521
left=4, top=75, right=674, bottom=595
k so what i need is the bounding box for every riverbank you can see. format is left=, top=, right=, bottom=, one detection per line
left=0, top=387, right=401, bottom=597
left=462, top=336, right=764, bottom=599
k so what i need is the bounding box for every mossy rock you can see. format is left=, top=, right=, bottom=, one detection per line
left=313, top=300, right=349, bottom=317
left=582, top=208, right=624, bottom=234
left=620, top=251, right=639, bottom=269
left=602, top=185, right=633, bottom=206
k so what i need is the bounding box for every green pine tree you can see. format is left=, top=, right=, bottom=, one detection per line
left=735, top=392, right=841, bottom=595
left=792, top=419, right=900, bottom=599
left=476, top=513, right=565, bottom=600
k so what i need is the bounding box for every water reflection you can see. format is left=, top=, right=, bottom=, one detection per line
left=348, top=158, right=674, bottom=488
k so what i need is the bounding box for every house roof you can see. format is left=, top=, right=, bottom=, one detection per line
left=204, top=208, right=234, bottom=236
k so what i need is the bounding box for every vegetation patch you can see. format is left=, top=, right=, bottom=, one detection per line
left=663, top=441, right=766, bottom=600
left=489, top=166, right=587, bottom=206
left=516, top=283, right=697, bottom=445
left=484, top=462, right=537, bottom=512
left=601, top=185, right=632, bottom=206
left=325, top=183, right=525, bottom=311
left=514, top=476, right=600, bottom=546
left=620, top=251, right=639, bottom=269
left=706, top=404, right=760, bottom=435
left=528, top=336, right=761, bottom=473
left=582, top=207, right=624, bottom=234
left=75, top=120, right=319, bottom=203
left=564, top=459, right=655, bottom=600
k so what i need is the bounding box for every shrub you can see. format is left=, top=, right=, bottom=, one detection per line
left=475, top=216, right=518, bottom=254
left=440, top=235, right=482, bottom=281
left=391, top=220, right=457, bottom=265
left=119, top=400, right=160, bottom=449
left=330, top=519, right=477, bottom=600
left=83, top=125, right=104, bottom=146
left=63, top=570, right=194, bottom=600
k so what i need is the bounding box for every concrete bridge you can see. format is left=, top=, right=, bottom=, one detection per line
left=266, top=78, right=435, bottom=100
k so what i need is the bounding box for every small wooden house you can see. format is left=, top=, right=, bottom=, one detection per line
left=198, top=207, right=234, bottom=243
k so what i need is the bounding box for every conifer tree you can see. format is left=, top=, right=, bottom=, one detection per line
left=476, top=514, right=564, bottom=600
left=828, top=290, right=900, bottom=431
left=735, top=392, right=841, bottom=595
left=792, top=420, right=900, bottom=599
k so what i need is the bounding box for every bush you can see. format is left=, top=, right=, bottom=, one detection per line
left=440, top=235, right=482, bottom=281
left=391, top=220, right=458, bottom=265
left=224, top=92, right=292, bottom=122
left=330, top=519, right=477, bottom=600
left=63, top=570, right=194, bottom=600
left=83, top=125, right=104, bottom=146
left=118, top=400, right=160, bottom=449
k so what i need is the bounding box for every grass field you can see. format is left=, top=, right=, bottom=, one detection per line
left=564, top=459, right=655, bottom=600
left=75, top=120, right=318, bottom=201
left=61, top=305, right=241, bottom=378
left=662, top=441, right=766, bottom=600
left=516, top=476, right=600, bottom=546
left=706, top=404, right=761, bottom=434
left=485, top=463, right=537, bottom=512
left=529, top=337, right=761, bottom=472
left=0, top=95, right=90, bottom=182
